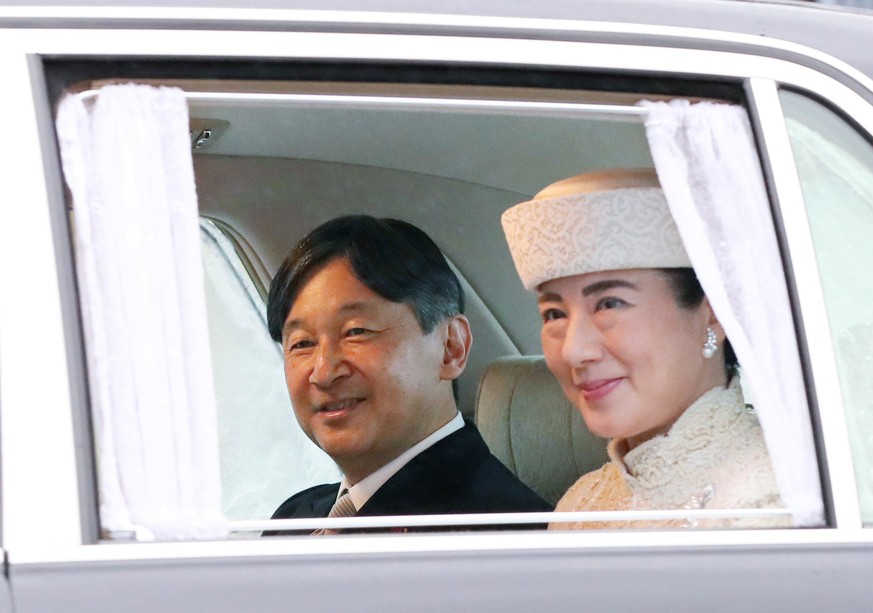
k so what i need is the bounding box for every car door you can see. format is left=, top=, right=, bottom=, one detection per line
left=5, top=7, right=873, bottom=612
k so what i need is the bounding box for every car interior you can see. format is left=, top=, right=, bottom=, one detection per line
left=56, top=67, right=740, bottom=525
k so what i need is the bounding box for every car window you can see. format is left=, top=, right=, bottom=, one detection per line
left=780, top=89, right=873, bottom=524
left=49, top=63, right=811, bottom=537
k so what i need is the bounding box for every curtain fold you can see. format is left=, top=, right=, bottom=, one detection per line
left=56, top=84, right=227, bottom=540
left=641, top=99, right=825, bottom=527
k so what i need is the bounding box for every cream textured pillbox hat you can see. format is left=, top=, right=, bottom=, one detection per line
left=501, top=168, right=691, bottom=290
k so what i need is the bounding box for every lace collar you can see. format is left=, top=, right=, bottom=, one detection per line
left=607, top=378, right=746, bottom=491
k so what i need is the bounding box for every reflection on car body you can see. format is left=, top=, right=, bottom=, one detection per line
left=3, top=0, right=873, bottom=610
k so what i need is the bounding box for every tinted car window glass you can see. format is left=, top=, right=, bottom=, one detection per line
left=780, top=89, right=873, bottom=524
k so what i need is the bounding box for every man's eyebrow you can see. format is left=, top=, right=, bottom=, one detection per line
left=582, top=279, right=637, bottom=297
left=337, top=300, right=374, bottom=314
left=281, top=318, right=302, bottom=340
left=281, top=300, right=377, bottom=338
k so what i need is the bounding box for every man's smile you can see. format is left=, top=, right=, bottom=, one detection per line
left=315, top=397, right=364, bottom=417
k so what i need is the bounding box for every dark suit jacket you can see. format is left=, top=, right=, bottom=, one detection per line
left=268, top=420, right=551, bottom=533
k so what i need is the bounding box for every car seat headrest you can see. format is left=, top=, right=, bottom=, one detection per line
left=475, top=356, right=609, bottom=505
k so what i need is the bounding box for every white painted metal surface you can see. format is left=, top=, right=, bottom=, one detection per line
left=0, top=51, right=82, bottom=551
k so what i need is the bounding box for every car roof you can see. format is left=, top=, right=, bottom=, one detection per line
left=2, top=0, right=873, bottom=80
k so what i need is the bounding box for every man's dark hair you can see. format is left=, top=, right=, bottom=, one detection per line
left=267, top=215, right=465, bottom=342
left=659, top=267, right=739, bottom=380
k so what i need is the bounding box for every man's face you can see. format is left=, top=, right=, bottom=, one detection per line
left=281, top=257, right=454, bottom=483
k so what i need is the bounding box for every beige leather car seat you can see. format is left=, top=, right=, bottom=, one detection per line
left=475, top=356, right=609, bottom=505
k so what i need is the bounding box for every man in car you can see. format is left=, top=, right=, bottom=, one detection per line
left=265, top=215, right=551, bottom=534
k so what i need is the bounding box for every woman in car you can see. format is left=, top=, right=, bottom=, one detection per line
left=500, top=168, right=791, bottom=529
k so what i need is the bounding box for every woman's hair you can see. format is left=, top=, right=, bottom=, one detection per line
left=658, top=268, right=739, bottom=380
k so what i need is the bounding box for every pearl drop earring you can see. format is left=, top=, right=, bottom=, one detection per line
left=702, top=327, right=718, bottom=359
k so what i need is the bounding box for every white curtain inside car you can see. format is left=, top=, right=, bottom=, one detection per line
left=641, top=99, right=825, bottom=527
left=56, top=84, right=227, bottom=540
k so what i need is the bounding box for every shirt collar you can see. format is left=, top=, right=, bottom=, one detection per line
left=339, top=412, right=465, bottom=511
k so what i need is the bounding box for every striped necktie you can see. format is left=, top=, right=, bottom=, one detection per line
left=312, top=489, right=356, bottom=535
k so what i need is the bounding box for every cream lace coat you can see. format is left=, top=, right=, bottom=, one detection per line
left=551, top=379, right=791, bottom=530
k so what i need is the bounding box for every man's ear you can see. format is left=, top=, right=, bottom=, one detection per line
left=439, top=314, right=472, bottom=381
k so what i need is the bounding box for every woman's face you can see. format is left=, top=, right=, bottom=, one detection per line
left=538, top=268, right=727, bottom=450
